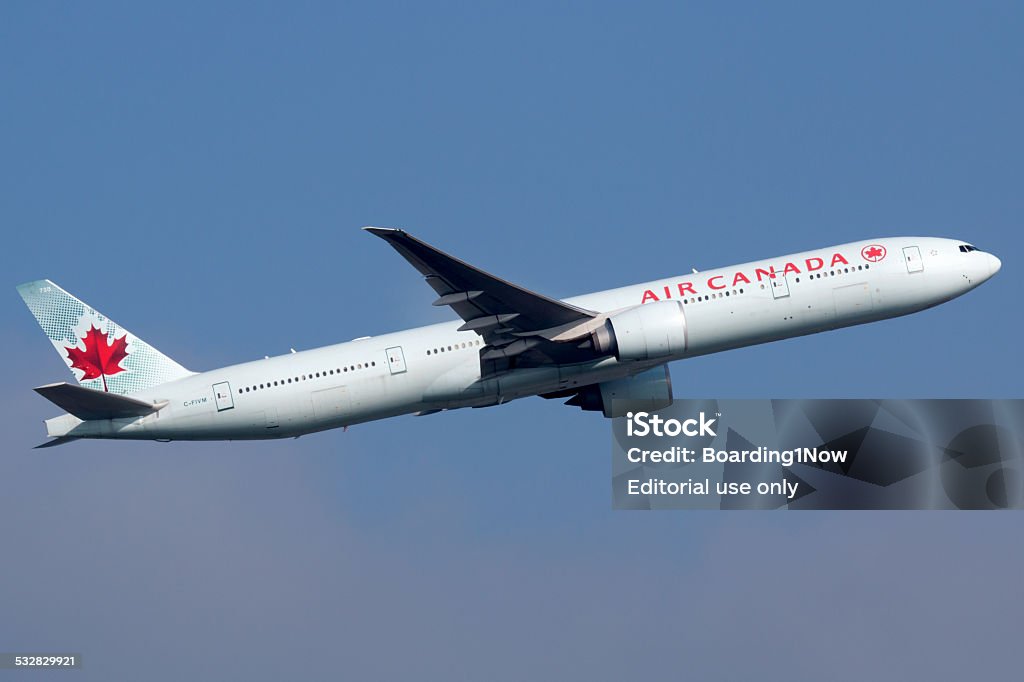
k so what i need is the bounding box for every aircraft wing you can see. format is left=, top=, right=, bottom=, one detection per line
left=365, top=227, right=608, bottom=372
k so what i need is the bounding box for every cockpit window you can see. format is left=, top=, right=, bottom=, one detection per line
left=959, top=244, right=979, bottom=253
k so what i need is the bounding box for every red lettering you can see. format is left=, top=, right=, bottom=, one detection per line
left=677, top=282, right=697, bottom=296
left=805, top=257, right=824, bottom=271
left=663, top=286, right=672, bottom=299
left=732, top=272, right=751, bottom=286
left=755, top=266, right=777, bottom=281
left=708, top=275, right=725, bottom=290
left=831, top=253, right=849, bottom=267
left=641, top=289, right=660, bottom=303
left=782, top=261, right=801, bottom=276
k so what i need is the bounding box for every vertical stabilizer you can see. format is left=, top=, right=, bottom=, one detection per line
left=17, top=280, right=193, bottom=395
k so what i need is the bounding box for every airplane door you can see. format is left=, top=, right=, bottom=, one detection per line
left=386, top=346, right=407, bottom=375
left=213, top=381, right=234, bottom=411
left=770, top=275, right=791, bottom=299
left=903, top=246, right=924, bottom=273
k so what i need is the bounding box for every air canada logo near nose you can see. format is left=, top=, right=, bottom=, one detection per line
left=861, top=244, right=886, bottom=262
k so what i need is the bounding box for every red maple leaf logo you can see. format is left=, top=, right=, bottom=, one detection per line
left=861, top=244, right=887, bottom=262
left=65, top=325, right=129, bottom=392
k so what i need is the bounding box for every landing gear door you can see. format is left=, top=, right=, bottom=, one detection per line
left=903, top=246, right=924, bottom=273
left=213, top=381, right=234, bottom=411
left=770, top=275, right=791, bottom=299
left=386, top=346, right=407, bottom=375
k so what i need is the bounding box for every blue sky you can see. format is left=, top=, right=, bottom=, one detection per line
left=2, top=2, right=1022, bottom=679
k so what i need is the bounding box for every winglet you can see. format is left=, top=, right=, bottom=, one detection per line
left=362, top=226, right=405, bottom=238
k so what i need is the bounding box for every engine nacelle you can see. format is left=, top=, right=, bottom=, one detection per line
left=592, top=301, right=687, bottom=361
left=560, top=365, right=674, bottom=418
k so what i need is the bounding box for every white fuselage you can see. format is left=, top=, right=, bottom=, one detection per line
left=46, top=236, right=1000, bottom=441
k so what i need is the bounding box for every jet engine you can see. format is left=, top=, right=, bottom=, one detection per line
left=591, top=301, right=687, bottom=361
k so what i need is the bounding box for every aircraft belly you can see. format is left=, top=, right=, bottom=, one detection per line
left=422, top=358, right=494, bottom=407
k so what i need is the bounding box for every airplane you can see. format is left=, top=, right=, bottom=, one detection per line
left=17, top=229, right=1000, bottom=447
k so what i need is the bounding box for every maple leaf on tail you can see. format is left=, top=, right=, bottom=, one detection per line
left=65, top=325, right=129, bottom=392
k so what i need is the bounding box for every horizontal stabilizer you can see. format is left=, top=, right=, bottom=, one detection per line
left=34, top=436, right=81, bottom=449
left=34, top=382, right=167, bottom=421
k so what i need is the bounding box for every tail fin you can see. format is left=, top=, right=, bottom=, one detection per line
left=17, top=279, right=193, bottom=395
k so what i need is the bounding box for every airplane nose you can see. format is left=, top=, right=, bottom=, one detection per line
left=988, top=253, right=1002, bottom=277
